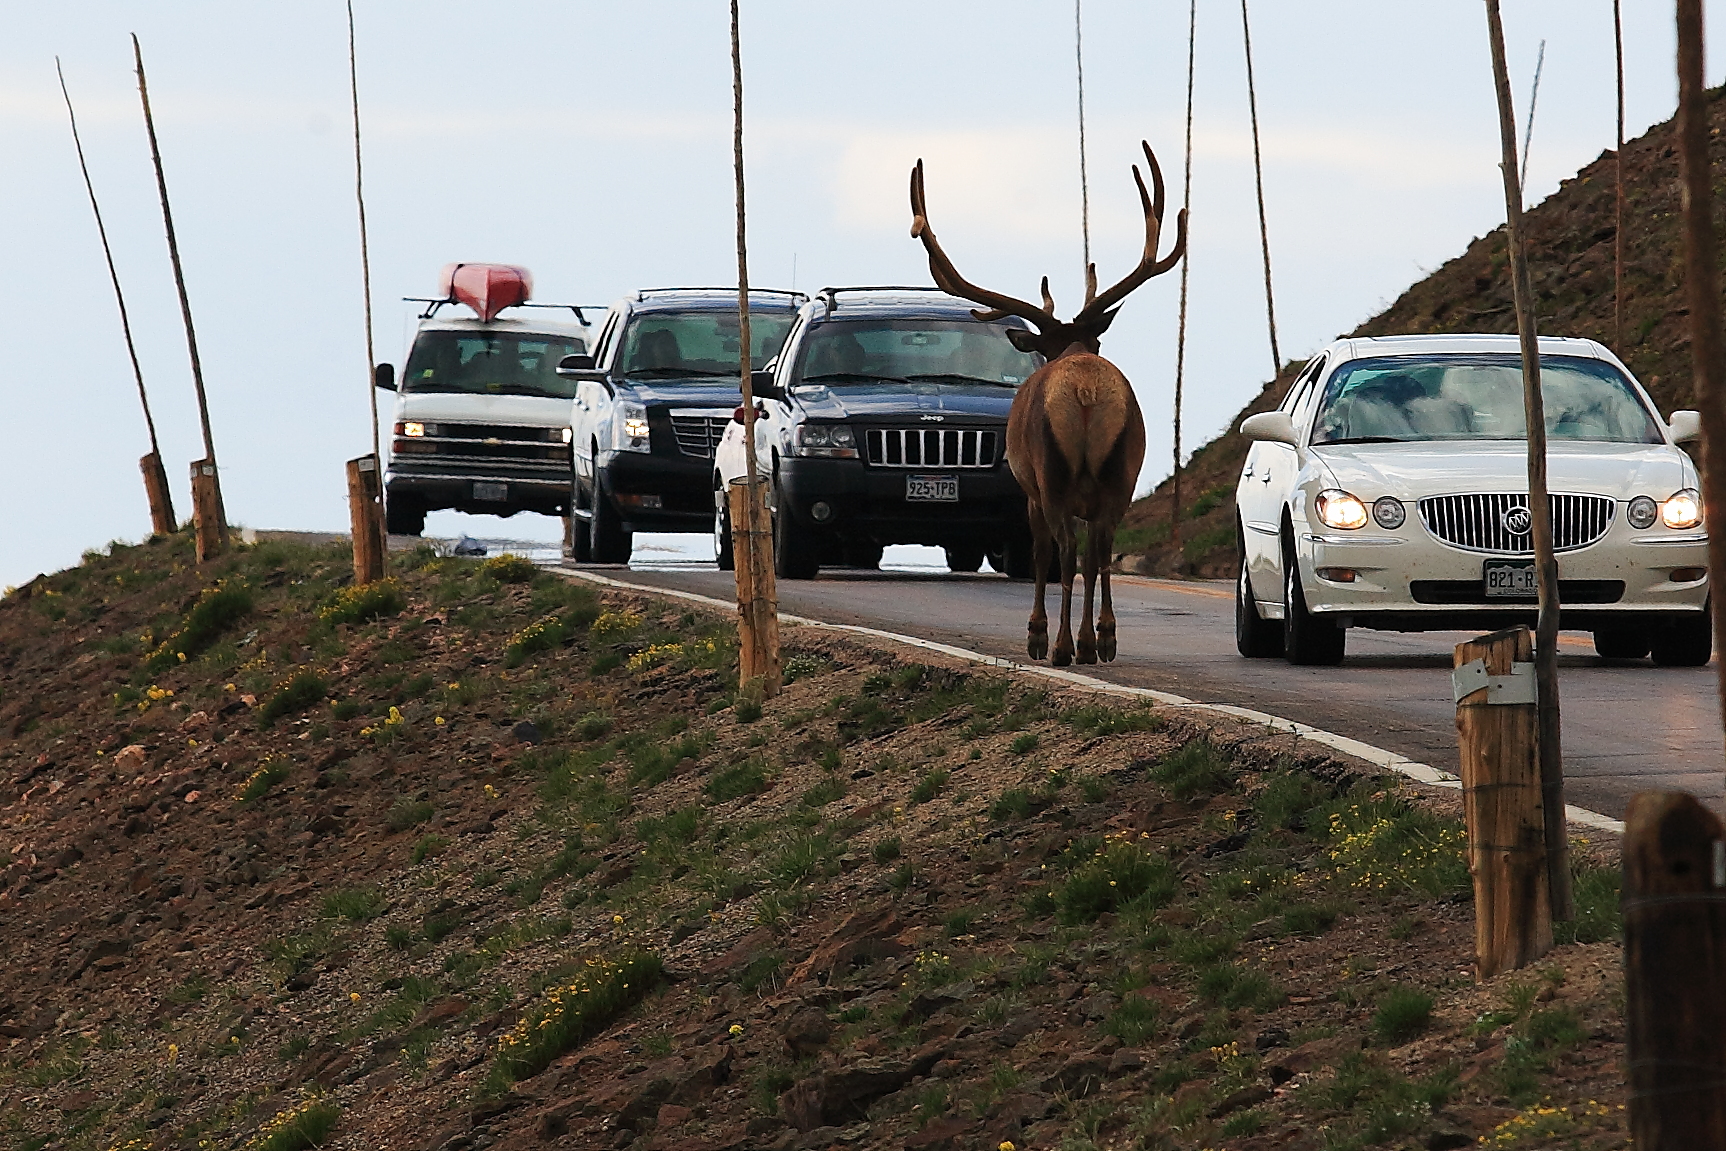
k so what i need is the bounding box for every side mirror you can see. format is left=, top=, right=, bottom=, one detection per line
left=556, top=353, right=597, bottom=375
left=1669, top=410, right=1702, bottom=443
left=750, top=370, right=784, bottom=402
left=373, top=363, right=396, bottom=391
left=1240, top=410, right=1299, bottom=446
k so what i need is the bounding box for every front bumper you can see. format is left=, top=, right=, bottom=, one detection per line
left=1296, top=521, right=1709, bottom=630
left=387, top=462, right=570, bottom=517
left=776, top=457, right=1027, bottom=547
left=599, top=450, right=714, bottom=533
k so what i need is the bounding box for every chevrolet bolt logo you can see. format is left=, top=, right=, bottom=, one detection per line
left=1502, top=506, right=1532, bottom=535
left=920, top=414, right=944, bottom=422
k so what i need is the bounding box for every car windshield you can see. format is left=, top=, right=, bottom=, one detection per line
left=617, top=310, right=793, bottom=379
left=792, top=319, right=1041, bottom=387
left=1310, top=353, right=1663, bottom=445
left=402, top=330, right=587, bottom=399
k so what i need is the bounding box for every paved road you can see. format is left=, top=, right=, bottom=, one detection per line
left=569, top=556, right=1724, bottom=821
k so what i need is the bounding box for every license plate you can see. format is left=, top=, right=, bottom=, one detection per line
left=1484, top=559, right=1537, bottom=598
left=906, top=474, right=959, bottom=502
left=473, top=482, right=508, bottom=502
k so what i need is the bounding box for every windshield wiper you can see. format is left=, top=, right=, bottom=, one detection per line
left=800, top=372, right=911, bottom=385
left=624, top=368, right=732, bottom=380
left=1321, top=436, right=1406, bottom=445
left=905, top=373, right=1017, bottom=388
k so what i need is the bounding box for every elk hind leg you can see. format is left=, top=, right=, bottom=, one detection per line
left=1093, top=520, right=1118, bottom=662
left=1076, top=521, right=1100, bottom=664
left=1052, top=516, right=1078, bottom=667
left=1026, top=503, right=1051, bottom=661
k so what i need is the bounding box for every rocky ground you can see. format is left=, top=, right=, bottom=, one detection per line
left=0, top=534, right=1629, bottom=1150
left=1117, top=85, right=1726, bottom=579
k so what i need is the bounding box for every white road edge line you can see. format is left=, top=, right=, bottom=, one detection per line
left=556, top=566, right=1626, bottom=836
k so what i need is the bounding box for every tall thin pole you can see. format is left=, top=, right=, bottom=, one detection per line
left=132, top=35, right=217, bottom=469
left=1519, top=39, right=1547, bottom=195
left=1171, top=0, right=1196, bottom=564
left=1485, top=0, right=1571, bottom=921
left=732, top=1, right=758, bottom=497
left=58, top=56, right=175, bottom=537
left=1240, top=0, right=1280, bottom=377
left=1075, top=0, right=1091, bottom=276
left=1675, top=0, right=1726, bottom=794
left=349, top=1, right=380, bottom=466
left=1613, top=0, right=1626, bottom=349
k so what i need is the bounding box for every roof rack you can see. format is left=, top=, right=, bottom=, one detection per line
left=403, top=297, right=605, bottom=324
left=815, top=285, right=951, bottom=312
left=632, top=286, right=808, bottom=301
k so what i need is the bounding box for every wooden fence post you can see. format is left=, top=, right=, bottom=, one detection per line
left=188, top=459, right=225, bottom=563
left=1624, top=790, right=1726, bottom=1147
left=1454, top=625, right=1551, bottom=978
left=346, top=455, right=384, bottom=584
left=139, top=452, right=174, bottom=537
left=728, top=477, right=780, bottom=695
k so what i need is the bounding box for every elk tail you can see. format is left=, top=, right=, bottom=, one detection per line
left=1043, top=358, right=1130, bottom=479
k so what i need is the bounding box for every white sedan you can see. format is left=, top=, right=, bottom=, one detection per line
left=1235, top=333, right=1709, bottom=666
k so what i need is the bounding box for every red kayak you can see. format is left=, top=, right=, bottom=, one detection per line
left=438, top=263, right=533, bottom=322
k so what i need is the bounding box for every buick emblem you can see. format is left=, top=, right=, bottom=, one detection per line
left=1502, top=506, right=1532, bottom=535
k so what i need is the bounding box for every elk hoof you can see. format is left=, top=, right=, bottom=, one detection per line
left=1076, top=638, right=1097, bottom=665
left=1052, top=645, right=1074, bottom=668
left=1027, top=629, right=1048, bottom=661
left=1098, top=629, right=1117, bottom=662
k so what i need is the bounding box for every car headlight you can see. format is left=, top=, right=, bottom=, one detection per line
left=1371, top=496, right=1405, bottom=529
left=1662, top=488, right=1703, bottom=529
left=614, top=401, right=650, bottom=452
left=401, top=421, right=425, bottom=438
left=793, top=423, right=858, bottom=459
left=1627, top=495, right=1658, bottom=529
left=1315, top=489, right=1369, bottom=530
left=561, top=427, right=573, bottom=444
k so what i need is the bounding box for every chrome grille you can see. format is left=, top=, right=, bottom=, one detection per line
left=864, top=427, right=998, bottom=468
left=668, top=410, right=733, bottom=458
left=1417, top=493, right=1616, bottom=554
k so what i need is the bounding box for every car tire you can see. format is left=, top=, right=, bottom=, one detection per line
left=588, top=478, right=632, bottom=564
left=844, top=542, right=884, bottom=570
left=944, top=545, right=985, bottom=573
left=1283, top=553, right=1345, bottom=665
left=384, top=495, right=425, bottom=537
left=1651, top=612, right=1713, bottom=667
left=1236, top=562, right=1283, bottom=658
left=714, top=481, right=735, bottom=572
left=1593, top=627, right=1650, bottom=660
left=773, top=490, right=819, bottom=580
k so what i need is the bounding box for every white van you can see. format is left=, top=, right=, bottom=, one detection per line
left=375, top=264, right=593, bottom=536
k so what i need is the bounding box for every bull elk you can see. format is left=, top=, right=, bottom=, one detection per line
left=909, top=140, right=1187, bottom=666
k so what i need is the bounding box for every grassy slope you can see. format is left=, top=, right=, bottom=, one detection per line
left=1119, top=86, right=1726, bottom=578
left=0, top=535, right=1629, bottom=1151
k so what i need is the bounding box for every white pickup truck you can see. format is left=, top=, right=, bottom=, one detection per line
left=375, top=264, right=594, bottom=536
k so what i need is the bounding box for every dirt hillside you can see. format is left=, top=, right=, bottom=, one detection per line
left=1119, top=85, right=1726, bottom=577
left=0, top=536, right=1629, bottom=1150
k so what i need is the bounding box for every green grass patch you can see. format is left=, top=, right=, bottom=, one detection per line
left=385, top=797, right=435, bottom=833
left=243, top=1093, right=340, bottom=1151
left=1148, top=738, right=1234, bottom=800
left=319, top=579, right=406, bottom=626
left=481, top=554, right=537, bottom=583
left=258, top=670, right=329, bottom=727
left=706, top=760, right=770, bottom=803
left=484, top=952, right=663, bottom=1093
left=1372, top=985, right=1434, bottom=1045
left=321, top=887, right=387, bottom=922
left=1055, top=837, right=1178, bottom=924
left=1554, top=864, right=1621, bottom=945
left=910, top=767, right=950, bottom=804
left=145, top=580, right=254, bottom=671
left=1065, top=703, right=1163, bottom=736
left=237, top=760, right=291, bottom=803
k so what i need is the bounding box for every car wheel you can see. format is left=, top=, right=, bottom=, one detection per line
left=384, top=495, right=425, bottom=537
left=589, top=478, right=632, bottom=564
left=1651, top=612, right=1713, bottom=667
left=1283, top=552, right=1345, bottom=665
left=773, top=489, right=819, bottom=579
left=844, top=542, right=884, bottom=570
left=714, top=481, right=735, bottom=572
left=1236, top=561, right=1283, bottom=658
left=1593, top=627, right=1650, bottom=660
left=944, top=545, right=985, bottom=573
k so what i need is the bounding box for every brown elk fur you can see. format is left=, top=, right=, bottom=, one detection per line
left=909, top=141, right=1185, bottom=665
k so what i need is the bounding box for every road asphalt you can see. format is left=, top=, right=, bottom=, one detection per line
left=572, top=555, right=1725, bottom=822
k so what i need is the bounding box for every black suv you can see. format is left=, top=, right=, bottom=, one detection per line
left=561, top=288, right=802, bottom=562
left=747, top=287, right=1041, bottom=578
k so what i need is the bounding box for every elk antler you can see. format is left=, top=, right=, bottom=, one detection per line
left=1072, top=140, right=1189, bottom=325
left=910, top=160, right=1059, bottom=331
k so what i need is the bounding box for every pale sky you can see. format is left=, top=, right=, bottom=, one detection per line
left=3, top=2, right=1720, bottom=587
